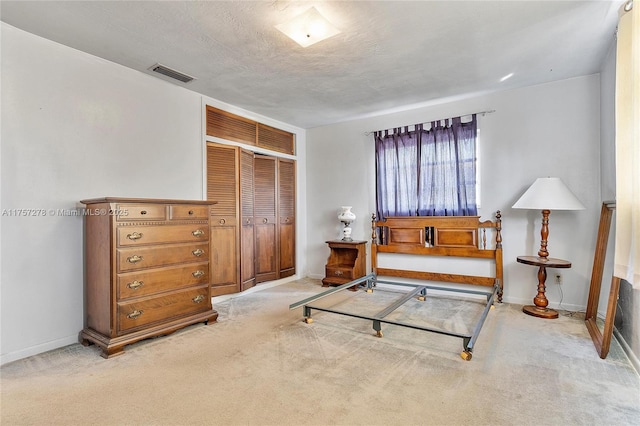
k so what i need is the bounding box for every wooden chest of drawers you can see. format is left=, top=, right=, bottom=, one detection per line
left=79, top=198, right=218, bottom=358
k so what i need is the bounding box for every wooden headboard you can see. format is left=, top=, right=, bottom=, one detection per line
left=371, top=211, right=503, bottom=301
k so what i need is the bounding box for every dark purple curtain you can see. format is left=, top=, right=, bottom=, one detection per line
left=375, top=115, right=477, bottom=219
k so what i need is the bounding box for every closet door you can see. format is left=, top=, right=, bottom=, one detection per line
left=278, top=158, right=296, bottom=278
left=206, top=143, right=240, bottom=296
left=240, top=149, right=256, bottom=291
left=254, top=155, right=278, bottom=283
left=257, top=123, right=295, bottom=155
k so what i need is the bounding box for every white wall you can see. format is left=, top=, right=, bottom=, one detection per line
left=0, top=23, right=306, bottom=364
left=306, top=75, right=602, bottom=310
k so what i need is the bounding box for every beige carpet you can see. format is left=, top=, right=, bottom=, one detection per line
left=1, top=278, right=639, bottom=425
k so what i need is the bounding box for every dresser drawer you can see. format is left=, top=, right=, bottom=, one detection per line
left=169, top=205, right=209, bottom=220
left=117, top=224, right=209, bottom=247
left=117, top=285, right=211, bottom=333
left=117, top=243, right=209, bottom=272
left=325, top=266, right=354, bottom=280
left=116, top=204, right=166, bottom=221
left=117, top=262, right=209, bottom=300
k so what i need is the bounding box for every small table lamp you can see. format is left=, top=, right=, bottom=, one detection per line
left=337, top=206, right=356, bottom=241
left=513, top=177, right=585, bottom=318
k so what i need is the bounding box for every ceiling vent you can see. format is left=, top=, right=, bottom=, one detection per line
left=148, top=63, right=195, bottom=83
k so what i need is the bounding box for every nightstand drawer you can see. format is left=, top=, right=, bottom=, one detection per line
left=325, top=266, right=354, bottom=280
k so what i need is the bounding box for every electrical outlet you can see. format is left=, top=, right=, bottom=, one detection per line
left=555, top=274, right=562, bottom=285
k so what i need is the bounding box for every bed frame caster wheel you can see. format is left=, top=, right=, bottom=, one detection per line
left=304, top=317, right=313, bottom=324
left=375, top=330, right=383, bottom=338
left=490, top=305, right=495, bottom=310
left=366, top=288, right=373, bottom=293
left=418, top=296, right=426, bottom=302
left=460, top=351, right=472, bottom=361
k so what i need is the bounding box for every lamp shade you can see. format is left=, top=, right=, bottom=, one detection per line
left=512, top=177, right=585, bottom=210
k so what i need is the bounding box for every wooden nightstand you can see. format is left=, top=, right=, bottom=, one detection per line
left=322, top=240, right=367, bottom=290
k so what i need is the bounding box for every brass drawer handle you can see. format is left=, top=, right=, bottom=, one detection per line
left=219, top=218, right=226, bottom=225
left=127, top=232, right=143, bottom=241
left=192, top=270, right=205, bottom=278
left=192, top=295, right=205, bottom=304
left=127, top=310, right=144, bottom=319
left=192, top=249, right=205, bottom=257
left=188, top=210, right=194, bottom=216
left=127, top=255, right=143, bottom=264
left=334, top=270, right=343, bottom=276
left=192, top=229, right=205, bottom=237
left=263, top=218, right=268, bottom=224
left=246, top=218, right=250, bottom=224
left=127, top=280, right=144, bottom=290
left=140, top=210, right=147, bottom=215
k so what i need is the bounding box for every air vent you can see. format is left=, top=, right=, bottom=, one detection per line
left=148, top=63, right=195, bottom=83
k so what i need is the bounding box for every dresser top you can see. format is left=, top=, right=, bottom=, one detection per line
left=80, top=197, right=217, bottom=205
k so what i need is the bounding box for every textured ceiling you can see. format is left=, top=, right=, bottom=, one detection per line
left=0, top=1, right=622, bottom=128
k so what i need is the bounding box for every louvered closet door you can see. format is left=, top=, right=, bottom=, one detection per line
left=257, top=123, right=295, bottom=155
left=254, top=155, right=278, bottom=283
left=206, top=143, right=240, bottom=296
left=278, top=158, right=296, bottom=278
left=240, top=149, right=256, bottom=291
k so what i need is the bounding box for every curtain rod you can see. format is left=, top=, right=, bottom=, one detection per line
left=364, top=109, right=496, bottom=136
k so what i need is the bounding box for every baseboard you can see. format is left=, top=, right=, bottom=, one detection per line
left=212, top=274, right=301, bottom=304
left=501, top=295, right=585, bottom=313
left=0, top=335, right=79, bottom=366
left=614, top=327, right=640, bottom=375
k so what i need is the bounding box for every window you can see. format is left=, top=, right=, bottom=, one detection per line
left=374, top=115, right=478, bottom=219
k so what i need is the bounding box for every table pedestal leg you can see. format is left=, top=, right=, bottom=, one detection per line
left=523, top=265, right=559, bottom=319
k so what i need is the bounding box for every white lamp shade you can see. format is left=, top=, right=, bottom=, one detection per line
left=512, top=177, right=585, bottom=210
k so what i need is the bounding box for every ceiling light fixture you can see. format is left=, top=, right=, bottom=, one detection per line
left=500, top=73, right=514, bottom=82
left=275, top=7, right=341, bottom=48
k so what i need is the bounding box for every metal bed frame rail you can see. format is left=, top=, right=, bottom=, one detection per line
left=289, top=273, right=500, bottom=361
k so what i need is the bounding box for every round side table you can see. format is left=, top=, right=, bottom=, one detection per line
left=517, top=256, right=571, bottom=319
